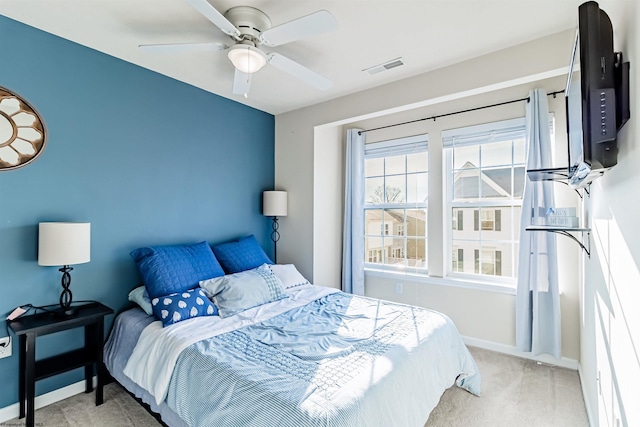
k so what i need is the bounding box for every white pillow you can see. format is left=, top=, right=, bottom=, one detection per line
left=269, top=264, right=310, bottom=289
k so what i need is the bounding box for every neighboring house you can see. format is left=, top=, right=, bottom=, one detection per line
left=363, top=160, right=523, bottom=277
left=451, top=161, right=525, bottom=277
left=365, top=208, right=426, bottom=267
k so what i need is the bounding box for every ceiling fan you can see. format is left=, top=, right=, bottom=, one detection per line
left=139, top=0, right=338, bottom=97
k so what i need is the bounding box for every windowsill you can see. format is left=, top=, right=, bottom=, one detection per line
left=364, top=268, right=517, bottom=295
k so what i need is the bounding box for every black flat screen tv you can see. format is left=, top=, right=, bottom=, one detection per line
left=566, top=1, right=630, bottom=188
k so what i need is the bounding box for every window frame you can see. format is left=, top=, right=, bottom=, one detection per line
left=363, top=134, right=429, bottom=274
left=443, top=117, right=529, bottom=285
left=360, top=115, right=554, bottom=294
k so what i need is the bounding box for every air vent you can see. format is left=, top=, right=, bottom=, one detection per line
left=363, top=57, right=405, bottom=75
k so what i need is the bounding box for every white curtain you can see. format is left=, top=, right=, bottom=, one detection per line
left=342, top=129, right=365, bottom=295
left=516, top=89, right=561, bottom=358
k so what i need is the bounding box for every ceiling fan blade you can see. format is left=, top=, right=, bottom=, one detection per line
left=186, top=0, right=241, bottom=39
left=232, top=69, right=252, bottom=97
left=139, top=42, right=227, bottom=53
left=268, top=53, right=332, bottom=90
left=259, top=10, right=338, bottom=47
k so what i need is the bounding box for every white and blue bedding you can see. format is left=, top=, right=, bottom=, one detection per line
left=115, top=285, right=481, bottom=426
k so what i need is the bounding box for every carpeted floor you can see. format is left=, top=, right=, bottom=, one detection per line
left=425, top=347, right=589, bottom=426
left=1, top=346, right=588, bottom=427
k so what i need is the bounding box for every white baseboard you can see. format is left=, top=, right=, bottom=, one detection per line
left=0, top=376, right=97, bottom=424
left=462, top=335, right=579, bottom=370
left=578, top=364, right=595, bottom=427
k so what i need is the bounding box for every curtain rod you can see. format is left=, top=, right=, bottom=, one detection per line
left=357, top=89, right=565, bottom=135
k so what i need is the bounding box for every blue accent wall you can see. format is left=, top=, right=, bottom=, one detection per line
left=0, top=16, right=274, bottom=409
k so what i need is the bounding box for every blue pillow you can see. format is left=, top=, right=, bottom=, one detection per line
left=200, top=264, right=287, bottom=318
left=150, top=288, right=218, bottom=327
left=130, top=241, right=225, bottom=299
left=212, top=235, right=273, bottom=274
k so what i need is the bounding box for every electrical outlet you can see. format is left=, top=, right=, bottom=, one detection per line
left=395, top=282, right=403, bottom=294
left=0, top=337, right=11, bottom=359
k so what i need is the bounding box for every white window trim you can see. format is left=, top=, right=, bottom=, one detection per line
left=364, top=268, right=516, bottom=295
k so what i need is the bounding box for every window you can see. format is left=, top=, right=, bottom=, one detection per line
left=364, top=135, right=428, bottom=271
left=474, top=209, right=501, bottom=231
left=452, top=248, right=464, bottom=272
left=360, top=115, right=554, bottom=289
left=444, top=117, right=546, bottom=280
left=474, top=249, right=502, bottom=276
left=452, top=209, right=464, bottom=231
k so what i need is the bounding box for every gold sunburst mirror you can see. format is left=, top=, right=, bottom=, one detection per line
left=0, top=87, right=46, bottom=171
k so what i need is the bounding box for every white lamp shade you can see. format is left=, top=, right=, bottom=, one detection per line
left=263, top=191, right=287, bottom=217
left=228, top=44, right=267, bottom=74
left=38, top=222, right=91, bottom=266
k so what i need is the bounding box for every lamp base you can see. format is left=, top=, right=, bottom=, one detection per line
left=271, top=216, right=280, bottom=263
left=57, top=265, right=76, bottom=317
left=52, top=306, right=78, bottom=317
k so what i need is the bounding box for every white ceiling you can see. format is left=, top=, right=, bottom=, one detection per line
left=0, top=0, right=585, bottom=115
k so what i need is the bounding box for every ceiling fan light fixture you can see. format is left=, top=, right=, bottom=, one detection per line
left=228, top=44, right=267, bottom=74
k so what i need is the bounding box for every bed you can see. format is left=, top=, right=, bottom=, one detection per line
left=104, top=237, right=481, bottom=426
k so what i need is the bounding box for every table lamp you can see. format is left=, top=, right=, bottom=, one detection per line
left=38, top=222, right=91, bottom=316
left=262, top=191, right=287, bottom=263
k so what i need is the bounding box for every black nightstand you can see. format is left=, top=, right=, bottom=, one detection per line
left=7, top=302, right=114, bottom=427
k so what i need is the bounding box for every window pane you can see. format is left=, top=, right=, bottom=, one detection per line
left=407, top=238, right=427, bottom=268
left=365, top=237, right=383, bottom=264
left=492, top=245, right=512, bottom=276
left=514, top=166, right=525, bottom=198
left=365, top=157, right=384, bottom=177
left=482, top=140, right=513, bottom=167
left=452, top=207, right=478, bottom=240
left=474, top=249, right=480, bottom=274
left=385, top=175, right=405, bottom=203
left=407, top=172, right=428, bottom=203
left=481, top=167, right=511, bottom=199
left=407, top=151, right=428, bottom=173
left=480, top=248, right=496, bottom=275
left=513, top=206, right=522, bottom=233
left=452, top=247, right=464, bottom=272
left=365, top=209, right=384, bottom=235
left=406, top=209, right=427, bottom=237
left=513, top=138, right=526, bottom=164
left=365, top=177, right=385, bottom=203
left=385, top=236, right=406, bottom=267
left=385, top=209, right=405, bottom=237
left=453, top=144, right=479, bottom=169
left=480, top=209, right=495, bottom=230
left=385, top=155, right=405, bottom=175
left=453, top=168, right=480, bottom=200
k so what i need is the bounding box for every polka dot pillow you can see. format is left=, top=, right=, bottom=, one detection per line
left=151, top=288, right=218, bottom=327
